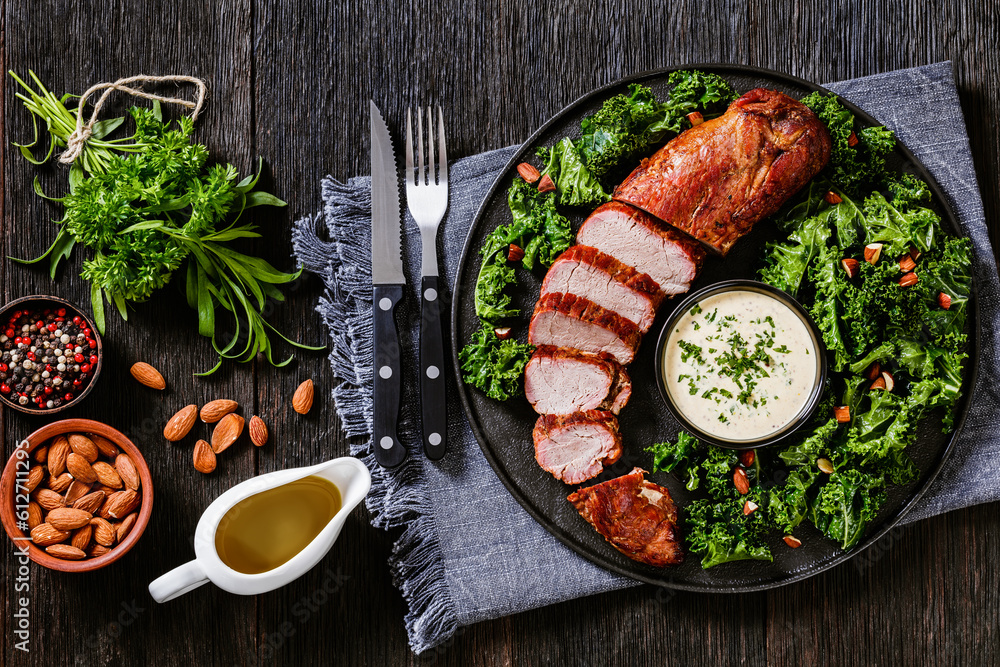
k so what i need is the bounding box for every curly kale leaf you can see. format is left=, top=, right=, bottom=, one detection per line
left=801, top=92, right=896, bottom=196
left=458, top=323, right=534, bottom=401
left=686, top=496, right=773, bottom=568
left=576, top=71, right=737, bottom=178
left=769, top=467, right=820, bottom=534
left=646, top=431, right=704, bottom=491
left=810, top=470, right=886, bottom=550
left=537, top=138, right=609, bottom=207
left=506, top=178, right=573, bottom=270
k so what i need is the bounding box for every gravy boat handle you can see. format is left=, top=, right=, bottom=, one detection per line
left=149, top=560, right=210, bottom=603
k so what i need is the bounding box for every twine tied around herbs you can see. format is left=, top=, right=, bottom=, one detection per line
left=59, top=74, right=208, bottom=165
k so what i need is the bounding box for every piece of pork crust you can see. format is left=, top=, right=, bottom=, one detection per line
left=567, top=467, right=684, bottom=567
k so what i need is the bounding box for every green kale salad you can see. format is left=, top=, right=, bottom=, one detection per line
left=459, top=71, right=739, bottom=400
left=648, top=92, right=974, bottom=568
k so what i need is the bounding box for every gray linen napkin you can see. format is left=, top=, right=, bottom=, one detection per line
left=291, top=62, right=998, bottom=654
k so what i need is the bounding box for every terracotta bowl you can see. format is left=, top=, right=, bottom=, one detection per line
left=0, top=419, right=153, bottom=572
left=0, top=294, right=104, bottom=414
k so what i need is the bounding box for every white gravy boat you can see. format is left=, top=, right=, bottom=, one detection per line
left=148, top=456, right=370, bottom=602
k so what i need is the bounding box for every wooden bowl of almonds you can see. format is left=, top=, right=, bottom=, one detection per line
left=0, top=419, right=153, bottom=572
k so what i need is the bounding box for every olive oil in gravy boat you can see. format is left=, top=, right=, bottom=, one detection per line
left=148, top=457, right=370, bottom=602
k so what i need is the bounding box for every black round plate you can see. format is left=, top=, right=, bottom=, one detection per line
left=450, top=64, right=979, bottom=592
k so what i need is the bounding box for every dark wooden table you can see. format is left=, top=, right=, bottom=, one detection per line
left=2, top=2, right=998, bottom=665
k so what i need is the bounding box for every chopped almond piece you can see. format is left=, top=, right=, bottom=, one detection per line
left=864, top=243, right=883, bottom=265
left=870, top=376, right=887, bottom=391
left=537, top=174, right=556, bottom=193
left=840, top=258, right=859, bottom=278
left=834, top=405, right=851, bottom=423
left=686, top=111, right=704, bottom=126
left=733, top=467, right=750, bottom=495
left=881, top=371, right=895, bottom=392
left=739, top=450, right=755, bottom=467
left=743, top=500, right=759, bottom=516
left=824, top=191, right=843, bottom=205
left=866, top=361, right=882, bottom=381
left=848, top=131, right=859, bottom=147
left=784, top=535, right=802, bottom=548
left=899, top=255, right=917, bottom=272
left=493, top=327, right=512, bottom=340
left=898, top=272, right=919, bottom=287
left=938, top=292, right=952, bottom=310
left=507, top=243, right=525, bottom=262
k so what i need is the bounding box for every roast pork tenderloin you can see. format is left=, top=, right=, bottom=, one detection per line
left=576, top=201, right=705, bottom=296
left=533, top=410, right=623, bottom=485
left=524, top=345, right=632, bottom=415
left=540, top=245, right=664, bottom=333
left=614, top=88, right=832, bottom=256
left=528, top=292, right=642, bottom=365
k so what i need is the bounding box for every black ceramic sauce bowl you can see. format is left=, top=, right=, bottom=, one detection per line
left=654, top=279, right=828, bottom=450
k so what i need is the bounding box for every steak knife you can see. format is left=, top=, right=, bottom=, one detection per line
left=370, top=101, right=407, bottom=469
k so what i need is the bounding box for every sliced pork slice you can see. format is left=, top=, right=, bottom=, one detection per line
left=614, top=88, right=831, bottom=255
left=567, top=467, right=683, bottom=567
left=533, top=410, right=622, bottom=484
left=576, top=201, right=705, bottom=296
left=541, top=245, right=664, bottom=333
left=529, top=292, right=641, bottom=365
left=524, top=346, right=632, bottom=415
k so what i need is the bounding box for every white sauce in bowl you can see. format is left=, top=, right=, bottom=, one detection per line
left=663, top=289, right=819, bottom=442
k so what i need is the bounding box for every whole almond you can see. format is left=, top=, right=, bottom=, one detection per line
left=131, top=361, right=166, bottom=390
left=33, top=445, right=48, bottom=463
left=73, top=490, right=106, bottom=514
left=90, top=434, right=120, bottom=458
left=212, top=414, right=245, bottom=454
left=92, top=517, right=117, bottom=546
left=116, top=454, right=141, bottom=491
left=68, top=434, right=99, bottom=463
left=249, top=416, right=268, bottom=447
left=71, top=524, right=93, bottom=551
left=48, top=436, right=70, bottom=475
left=25, top=465, right=46, bottom=493
left=102, top=489, right=139, bottom=520
left=516, top=162, right=541, bottom=184
left=66, top=452, right=98, bottom=484
left=733, top=467, right=751, bottom=495
left=64, top=480, right=93, bottom=505
left=117, top=513, right=138, bottom=542
left=48, top=507, right=93, bottom=531
left=201, top=399, right=239, bottom=423
left=34, top=488, right=65, bottom=511
left=47, top=472, right=73, bottom=493
left=292, top=379, right=314, bottom=415
left=30, top=522, right=70, bottom=546
left=88, top=544, right=111, bottom=558
left=92, top=461, right=123, bottom=489
left=46, top=544, right=86, bottom=560
left=164, top=404, right=198, bottom=441
left=193, top=440, right=217, bottom=473
left=27, top=502, right=43, bottom=530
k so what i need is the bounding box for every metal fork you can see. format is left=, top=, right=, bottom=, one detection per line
left=405, top=106, right=449, bottom=461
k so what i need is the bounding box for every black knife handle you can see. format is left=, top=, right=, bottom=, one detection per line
left=419, top=276, right=447, bottom=460
left=373, top=284, right=407, bottom=468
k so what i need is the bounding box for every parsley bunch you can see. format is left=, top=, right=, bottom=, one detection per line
left=10, top=71, right=322, bottom=374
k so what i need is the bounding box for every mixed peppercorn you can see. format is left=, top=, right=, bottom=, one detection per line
left=0, top=306, right=99, bottom=410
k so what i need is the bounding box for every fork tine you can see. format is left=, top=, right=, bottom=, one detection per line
left=405, top=108, right=414, bottom=186
left=437, top=106, right=447, bottom=185
left=416, top=108, right=425, bottom=186
left=426, top=106, right=435, bottom=184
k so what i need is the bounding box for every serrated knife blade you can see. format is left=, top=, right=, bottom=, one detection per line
left=369, top=100, right=407, bottom=469
left=370, top=101, right=406, bottom=285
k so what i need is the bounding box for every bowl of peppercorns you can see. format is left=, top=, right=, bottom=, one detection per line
left=0, top=295, right=103, bottom=414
